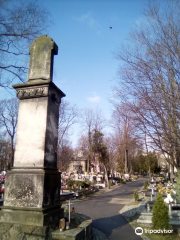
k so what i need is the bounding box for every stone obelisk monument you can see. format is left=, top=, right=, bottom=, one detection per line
left=0, top=35, right=65, bottom=239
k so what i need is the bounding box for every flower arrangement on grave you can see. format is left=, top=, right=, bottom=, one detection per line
left=158, top=188, right=165, bottom=194
left=157, top=182, right=176, bottom=197
left=148, top=184, right=157, bottom=190
left=157, top=183, right=164, bottom=188
left=156, top=176, right=164, bottom=181
left=157, top=183, right=165, bottom=194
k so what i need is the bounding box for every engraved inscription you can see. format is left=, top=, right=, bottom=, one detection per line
left=17, top=87, right=48, bottom=99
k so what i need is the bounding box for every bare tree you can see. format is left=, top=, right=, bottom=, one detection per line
left=57, top=100, right=78, bottom=171
left=58, top=100, right=78, bottom=144
left=110, top=103, right=142, bottom=174
left=76, top=134, right=89, bottom=156
left=57, top=138, right=73, bottom=172
left=0, top=138, right=11, bottom=170
left=0, top=0, right=51, bottom=88
left=113, top=0, right=180, bottom=170
left=104, top=134, right=118, bottom=176
left=0, top=98, right=19, bottom=167
left=79, top=107, right=106, bottom=174
left=92, top=129, right=110, bottom=188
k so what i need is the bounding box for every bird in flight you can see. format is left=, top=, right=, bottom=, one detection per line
left=109, top=27, right=112, bottom=29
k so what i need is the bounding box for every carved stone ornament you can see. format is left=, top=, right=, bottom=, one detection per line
left=15, top=83, right=63, bottom=103
left=17, top=86, right=48, bottom=99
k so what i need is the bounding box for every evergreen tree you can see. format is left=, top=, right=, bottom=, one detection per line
left=152, top=194, right=171, bottom=231
left=92, top=130, right=110, bottom=188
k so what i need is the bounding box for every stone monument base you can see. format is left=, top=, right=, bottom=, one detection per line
left=0, top=207, right=64, bottom=240
left=0, top=205, right=63, bottom=226
left=0, top=222, right=56, bottom=240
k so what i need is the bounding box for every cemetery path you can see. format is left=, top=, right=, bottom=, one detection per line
left=72, top=177, right=147, bottom=240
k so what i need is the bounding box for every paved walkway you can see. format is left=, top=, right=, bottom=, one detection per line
left=91, top=181, right=151, bottom=240
left=72, top=178, right=147, bottom=240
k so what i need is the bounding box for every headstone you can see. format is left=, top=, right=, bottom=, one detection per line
left=147, top=203, right=150, bottom=212
left=0, top=35, right=65, bottom=239
left=124, top=174, right=129, bottom=180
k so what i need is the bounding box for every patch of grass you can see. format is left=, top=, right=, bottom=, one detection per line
left=128, top=201, right=140, bottom=206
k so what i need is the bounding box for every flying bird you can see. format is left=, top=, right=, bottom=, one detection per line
left=109, top=26, right=112, bottom=29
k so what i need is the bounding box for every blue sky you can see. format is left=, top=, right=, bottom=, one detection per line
left=1, top=0, right=154, bottom=147
left=41, top=0, right=151, bottom=147
left=47, top=0, right=146, bottom=111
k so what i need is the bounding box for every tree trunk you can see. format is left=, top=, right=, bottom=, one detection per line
left=104, top=164, right=110, bottom=189
left=144, top=132, right=151, bottom=179
left=125, top=149, right=128, bottom=174
left=87, top=154, right=90, bottom=174
left=11, top=136, right=14, bottom=168
left=87, top=130, right=93, bottom=174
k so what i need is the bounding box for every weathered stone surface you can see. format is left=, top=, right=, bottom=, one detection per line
left=0, top=35, right=67, bottom=240
left=137, top=212, right=153, bottom=225
left=27, top=35, right=58, bottom=82
left=0, top=205, right=63, bottom=226
left=79, top=219, right=92, bottom=240
left=64, top=212, right=91, bottom=226
left=3, top=169, right=60, bottom=208
left=52, top=213, right=92, bottom=240
left=0, top=212, right=93, bottom=240
left=13, top=82, right=64, bottom=169
left=4, top=170, right=43, bottom=207
left=0, top=222, right=56, bottom=240
left=52, top=228, right=85, bottom=240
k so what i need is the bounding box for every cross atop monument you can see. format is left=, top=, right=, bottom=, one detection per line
left=27, top=35, right=58, bottom=82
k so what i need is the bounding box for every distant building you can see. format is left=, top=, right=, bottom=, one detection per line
left=66, top=150, right=104, bottom=174
left=157, top=153, right=177, bottom=173
left=67, top=150, right=87, bottom=173
left=157, top=154, right=168, bottom=171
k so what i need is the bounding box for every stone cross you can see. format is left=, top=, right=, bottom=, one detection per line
left=27, top=35, right=58, bottom=82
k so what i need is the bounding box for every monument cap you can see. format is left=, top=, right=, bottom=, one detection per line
left=27, top=35, right=58, bottom=82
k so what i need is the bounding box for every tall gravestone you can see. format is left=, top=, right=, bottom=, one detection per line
left=0, top=35, right=65, bottom=239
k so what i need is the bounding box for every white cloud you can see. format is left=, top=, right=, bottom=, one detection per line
left=73, top=12, right=101, bottom=34
left=87, top=92, right=101, bottom=102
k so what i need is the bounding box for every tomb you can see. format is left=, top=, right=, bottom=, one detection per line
left=0, top=35, right=65, bottom=239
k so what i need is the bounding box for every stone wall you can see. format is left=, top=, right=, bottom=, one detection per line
left=52, top=213, right=92, bottom=240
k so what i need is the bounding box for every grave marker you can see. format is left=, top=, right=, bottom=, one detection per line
left=0, top=35, right=65, bottom=239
